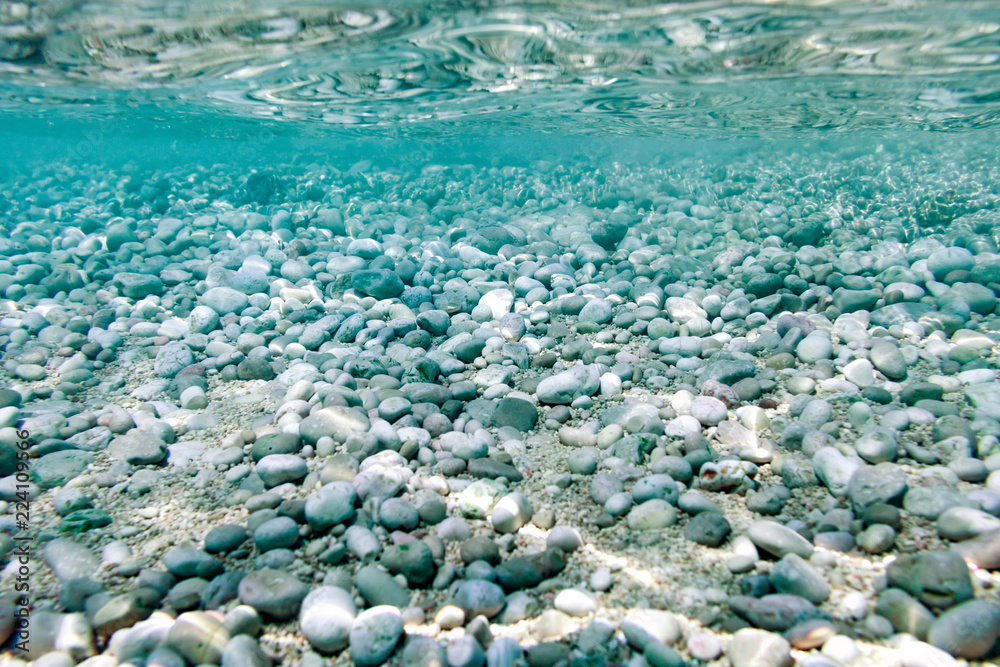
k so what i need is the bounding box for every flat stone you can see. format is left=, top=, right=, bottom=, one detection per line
left=748, top=520, right=814, bottom=559
left=200, top=287, right=249, bottom=315
left=237, top=569, right=309, bottom=620
left=115, top=273, right=165, bottom=299
left=728, top=594, right=825, bottom=632
left=32, top=450, right=94, bottom=489
left=43, top=539, right=99, bottom=580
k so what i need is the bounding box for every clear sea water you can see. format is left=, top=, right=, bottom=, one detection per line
left=2, top=0, right=999, bottom=171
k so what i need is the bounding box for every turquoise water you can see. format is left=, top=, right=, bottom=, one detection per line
left=2, top=0, right=1000, bottom=147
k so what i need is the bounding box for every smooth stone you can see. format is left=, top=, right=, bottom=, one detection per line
left=350, top=606, right=404, bottom=667
left=953, top=528, right=1000, bottom=569
left=728, top=594, right=825, bottom=631
left=491, top=492, right=533, bottom=534
left=626, top=499, right=676, bottom=531
left=877, top=588, right=935, bottom=639
left=622, top=609, right=681, bottom=649
left=887, top=551, right=973, bottom=610
left=857, top=524, right=896, bottom=554
left=927, top=599, right=1000, bottom=659
left=200, top=287, right=249, bottom=315
left=748, top=520, right=814, bottom=559
left=167, top=612, right=229, bottom=665
left=768, top=554, right=829, bottom=603
left=553, top=589, right=598, bottom=617
left=221, top=635, right=273, bottom=667
left=237, top=569, right=309, bottom=620
left=381, top=541, right=435, bottom=588
left=32, top=450, right=95, bottom=489
left=253, top=517, right=299, bottom=552
left=299, top=586, right=356, bottom=654
left=455, top=580, right=506, bottom=620
left=255, top=454, right=307, bottom=487
left=937, top=506, right=1000, bottom=541
left=304, top=481, right=357, bottom=532
left=727, top=628, right=792, bottom=667
left=535, top=365, right=600, bottom=405
left=685, top=512, right=731, bottom=547
left=43, top=539, right=99, bottom=580
left=899, top=639, right=960, bottom=667
left=870, top=342, right=908, bottom=380
left=355, top=566, right=410, bottom=609
left=847, top=462, right=907, bottom=511
left=492, top=397, right=538, bottom=432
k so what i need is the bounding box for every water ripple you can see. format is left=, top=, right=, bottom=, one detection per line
left=1, top=0, right=999, bottom=135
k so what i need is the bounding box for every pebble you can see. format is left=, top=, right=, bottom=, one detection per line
left=553, top=589, right=597, bottom=616
left=748, top=520, right=814, bottom=559
left=167, top=612, right=229, bottom=665
left=350, top=606, right=404, bottom=667
left=887, top=551, right=973, bottom=610
left=769, top=553, right=829, bottom=603
left=685, top=511, right=731, bottom=546
left=621, top=609, right=681, bottom=648
left=299, top=586, right=356, bottom=653
left=926, top=599, right=1000, bottom=658
left=455, top=580, right=507, bottom=619
left=237, top=569, right=309, bottom=620
left=356, top=565, right=410, bottom=608
left=491, top=491, right=533, bottom=534
left=627, top=499, right=676, bottom=530
left=899, top=639, right=960, bottom=667
left=728, top=628, right=792, bottom=667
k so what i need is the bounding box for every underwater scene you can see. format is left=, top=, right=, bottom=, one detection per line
left=2, top=1, right=1000, bottom=666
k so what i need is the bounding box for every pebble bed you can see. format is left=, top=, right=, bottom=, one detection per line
left=1, top=143, right=1000, bottom=667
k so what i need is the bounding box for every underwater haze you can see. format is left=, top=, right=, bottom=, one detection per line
left=3, top=2, right=1000, bottom=667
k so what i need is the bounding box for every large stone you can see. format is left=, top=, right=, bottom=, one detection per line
left=200, top=287, right=249, bottom=315
left=299, top=407, right=370, bottom=445
left=115, top=273, right=165, bottom=299
left=305, top=482, right=357, bottom=532
left=748, top=520, right=814, bottom=559
left=728, top=594, right=825, bottom=632
left=167, top=612, right=229, bottom=665
left=492, top=397, right=538, bottom=431
left=31, top=450, right=94, bottom=489
left=536, top=365, right=600, bottom=405
left=43, top=539, right=99, bottom=580
left=847, top=462, right=907, bottom=512
left=108, top=431, right=167, bottom=466
left=352, top=270, right=404, bottom=300
left=927, top=599, right=1000, bottom=659
left=887, top=551, right=973, bottom=610
left=728, top=628, right=792, bottom=667
left=299, top=586, right=356, bottom=654
left=350, top=606, right=404, bottom=667
left=237, top=569, right=309, bottom=620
